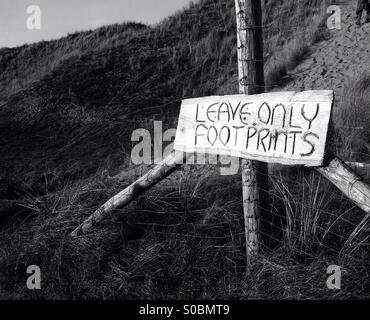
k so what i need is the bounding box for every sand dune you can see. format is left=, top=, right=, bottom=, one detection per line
left=284, top=1, right=370, bottom=95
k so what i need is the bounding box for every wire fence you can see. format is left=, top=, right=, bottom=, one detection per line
left=1, top=0, right=368, bottom=271
left=109, top=158, right=370, bottom=269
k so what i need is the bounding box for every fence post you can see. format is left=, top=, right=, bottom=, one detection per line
left=317, top=156, right=370, bottom=214
left=235, top=0, right=269, bottom=265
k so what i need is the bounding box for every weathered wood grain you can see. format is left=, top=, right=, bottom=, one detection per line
left=235, top=0, right=268, bottom=261
left=317, top=156, right=370, bottom=214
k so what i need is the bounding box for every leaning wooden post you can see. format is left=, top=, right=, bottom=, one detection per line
left=71, top=151, right=185, bottom=237
left=235, top=0, right=269, bottom=263
left=317, top=156, right=370, bottom=214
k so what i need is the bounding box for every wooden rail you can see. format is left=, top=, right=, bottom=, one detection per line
left=71, top=151, right=185, bottom=237
left=71, top=153, right=370, bottom=237
left=317, top=156, right=370, bottom=214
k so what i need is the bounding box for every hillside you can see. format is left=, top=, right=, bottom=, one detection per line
left=1, top=0, right=369, bottom=300
left=284, top=2, right=370, bottom=161
left=0, top=0, right=330, bottom=191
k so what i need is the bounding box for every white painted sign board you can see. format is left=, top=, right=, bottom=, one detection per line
left=174, top=90, right=334, bottom=167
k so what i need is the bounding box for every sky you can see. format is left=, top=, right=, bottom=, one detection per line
left=0, top=0, right=192, bottom=48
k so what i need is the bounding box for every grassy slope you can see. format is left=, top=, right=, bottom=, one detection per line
left=1, top=0, right=369, bottom=299
left=0, top=0, right=330, bottom=191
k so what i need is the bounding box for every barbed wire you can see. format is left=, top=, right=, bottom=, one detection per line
left=1, top=0, right=367, bottom=270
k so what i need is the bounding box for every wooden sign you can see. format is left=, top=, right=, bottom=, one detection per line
left=174, top=90, right=334, bottom=167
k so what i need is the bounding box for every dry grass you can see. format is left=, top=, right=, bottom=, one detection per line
left=265, top=2, right=331, bottom=90
left=333, top=74, right=370, bottom=162
left=0, top=164, right=369, bottom=299
left=0, top=0, right=369, bottom=300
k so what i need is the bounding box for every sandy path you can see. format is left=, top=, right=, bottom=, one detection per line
left=284, top=1, right=370, bottom=93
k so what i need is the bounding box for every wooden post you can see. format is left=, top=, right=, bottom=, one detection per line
left=235, top=0, right=269, bottom=263
left=317, top=156, right=370, bottom=214
left=71, top=151, right=185, bottom=237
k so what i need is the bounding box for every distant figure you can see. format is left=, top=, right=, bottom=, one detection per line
left=356, top=0, right=370, bottom=25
